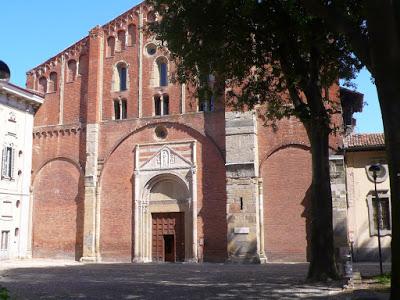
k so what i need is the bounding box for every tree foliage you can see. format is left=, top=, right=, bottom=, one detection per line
left=149, top=0, right=361, bottom=127
left=148, top=0, right=362, bottom=281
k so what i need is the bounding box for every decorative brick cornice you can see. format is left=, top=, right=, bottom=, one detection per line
left=33, top=124, right=85, bottom=139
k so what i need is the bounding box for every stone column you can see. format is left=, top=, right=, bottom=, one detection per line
left=80, top=26, right=104, bottom=262
left=225, top=111, right=266, bottom=263
left=329, top=155, right=350, bottom=270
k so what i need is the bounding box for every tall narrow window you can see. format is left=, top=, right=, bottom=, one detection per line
left=199, top=95, right=215, bottom=112
left=163, top=94, right=169, bottom=115
left=1, top=146, right=15, bottom=179
left=114, top=100, right=121, bottom=120
left=67, top=60, right=77, bottom=82
left=38, top=76, right=47, bottom=94
left=78, top=55, right=88, bottom=75
left=121, top=99, right=127, bottom=119
left=49, top=72, right=57, bottom=92
left=158, top=61, right=168, bottom=86
left=147, top=11, right=156, bottom=23
left=107, top=36, right=115, bottom=57
left=154, top=95, right=161, bottom=116
left=119, top=67, right=127, bottom=91
left=114, top=98, right=127, bottom=120
left=128, top=24, right=136, bottom=46
left=367, top=191, right=392, bottom=236
left=117, top=30, right=126, bottom=51
left=1, top=231, right=9, bottom=250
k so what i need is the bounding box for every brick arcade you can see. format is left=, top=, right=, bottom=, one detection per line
left=26, top=2, right=344, bottom=263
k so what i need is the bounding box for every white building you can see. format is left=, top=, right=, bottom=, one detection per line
left=0, top=61, right=42, bottom=260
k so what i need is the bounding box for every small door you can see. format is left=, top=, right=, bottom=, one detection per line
left=152, top=213, right=185, bottom=262
left=0, top=231, right=10, bottom=260
left=164, top=235, right=175, bottom=262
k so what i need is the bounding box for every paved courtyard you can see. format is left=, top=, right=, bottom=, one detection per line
left=0, top=260, right=390, bottom=299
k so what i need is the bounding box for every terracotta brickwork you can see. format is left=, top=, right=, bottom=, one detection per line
left=27, top=2, right=343, bottom=263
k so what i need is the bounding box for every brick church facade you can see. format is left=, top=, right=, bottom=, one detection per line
left=26, top=3, right=346, bottom=263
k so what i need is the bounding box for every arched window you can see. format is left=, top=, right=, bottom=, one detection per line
left=113, top=62, right=128, bottom=91
left=67, top=60, right=77, bottom=82
left=199, top=96, right=214, bottom=111
left=38, top=76, right=47, bottom=93
left=128, top=24, right=136, bottom=46
left=163, top=94, right=169, bottom=115
left=154, top=94, right=169, bottom=116
left=107, top=36, right=115, bottom=57
left=117, top=30, right=126, bottom=52
left=147, top=11, right=156, bottom=23
left=78, top=55, right=88, bottom=75
left=49, top=72, right=57, bottom=92
left=154, top=95, right=161, bottom=116
left=156, top=57, right=168, bottom=87
left=114, top=98, right=127, bottom=120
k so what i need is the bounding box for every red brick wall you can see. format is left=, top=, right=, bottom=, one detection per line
left=262, top=146, right=312, bottom=261
left=99, top=119, right=227, bottom=262
left=32, top=159, right=83, bottom=259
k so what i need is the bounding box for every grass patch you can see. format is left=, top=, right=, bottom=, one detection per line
left=0, top=286, right=9, bottom=300
left=374, top=273, right=391, bottom=285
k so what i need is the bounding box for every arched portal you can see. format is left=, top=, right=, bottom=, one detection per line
left=132, top=142, right=197, bottom=263
left=147, top=175, right=189, bottom=262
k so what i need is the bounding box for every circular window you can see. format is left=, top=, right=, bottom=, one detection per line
left=366, top=163, right=388, bottom=183
left=146, top=43, right=157, bottom=56
left=155, top=126, right=168, bottom=139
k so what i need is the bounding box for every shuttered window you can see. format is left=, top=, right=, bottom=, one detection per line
left=1, top=146, right=15, bottom=180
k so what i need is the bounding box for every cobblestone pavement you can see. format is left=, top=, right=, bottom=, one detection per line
left=0, top=260, right=390, bottom=300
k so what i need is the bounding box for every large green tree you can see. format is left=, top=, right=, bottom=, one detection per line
left=300, top=1, right=400, bottom=297
left=148, top=0, right=361, bottom=280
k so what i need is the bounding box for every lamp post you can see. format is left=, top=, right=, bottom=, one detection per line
left=368, top=164, right=384, bottom=276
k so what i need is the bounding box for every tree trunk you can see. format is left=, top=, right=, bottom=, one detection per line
left=373, top=76, right=400, bottom=299
left=306, top=122, right=339, bottom=281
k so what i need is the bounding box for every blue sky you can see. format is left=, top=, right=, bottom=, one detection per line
left=0, top=1, right=383, bottom=133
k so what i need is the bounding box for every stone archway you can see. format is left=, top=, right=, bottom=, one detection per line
left=148, top=176, right=189, bottom=262
left=132, top=142, right=198, bottom=263
left=134, top=173, right=194, bottom=263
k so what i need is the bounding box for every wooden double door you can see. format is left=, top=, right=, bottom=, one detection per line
left=152, top=212, right=185, bottom=262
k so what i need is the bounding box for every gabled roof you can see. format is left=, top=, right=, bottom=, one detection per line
left=344, top=133, right=385, bottom=151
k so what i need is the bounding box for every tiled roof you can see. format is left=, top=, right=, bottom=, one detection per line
left=344, top=133, right=385, bottom=150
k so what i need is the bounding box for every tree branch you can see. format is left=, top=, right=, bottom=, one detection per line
left=302, top=0, right=373, bottom=72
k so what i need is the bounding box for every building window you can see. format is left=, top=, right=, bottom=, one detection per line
left=106, top=36, right=115, bottom=57
left=163, top=94, right=169, bottom=115
left=128, top=24, right=136, bottom=46
left=1, top=146, right=15, bottom=180
left=67, top=60, right=77, bottom=82
left=119, top=67, right=127, bottom=91
left=49, top=72, right=57, bottom=92
left=367, top=190, right=391, bottom=236
left=78, top=55, right=88, bottom=75
left=1, top=231, right=9, bottom=250
left=117, top=30, right=126, bottom=52
left=154, top=94, right=169, bottom=116
left=157, top=58, right=168, bottom=87
left=199, top=95, right=215, bottom=112
left=38, top=76, right=47, bottom=94
left=113, top=62, right=128, bottom=91
left=154, top=95, right=162, bottom=116
left=147, top=11, right=156, bottom=23
left=114, top=98, right=127, bottom=120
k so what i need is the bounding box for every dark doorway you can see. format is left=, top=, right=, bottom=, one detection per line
left=164, top=235, right=175, bottom=262
left=152, top=212, right=185, bottom=262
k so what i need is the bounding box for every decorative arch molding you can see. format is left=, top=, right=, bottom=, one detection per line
left=32, top=156, right=84, bottom=187
left=259, top=142, right=311, bottom=173
left=98, top=121, right=224, bottom=186
left=142, top=172, right=190, bottom=202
